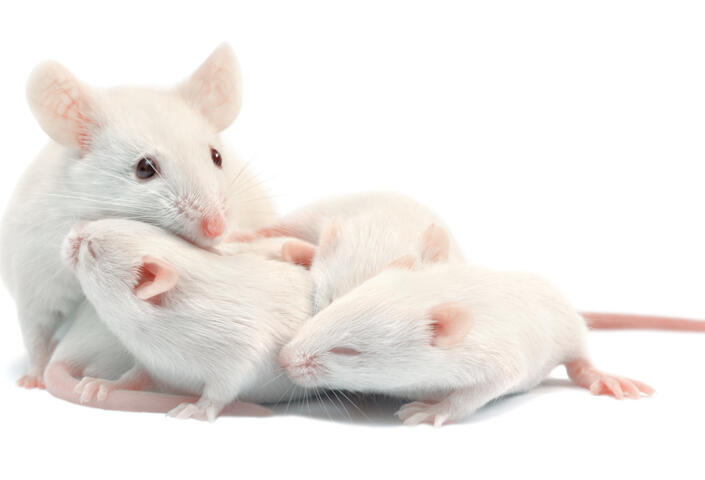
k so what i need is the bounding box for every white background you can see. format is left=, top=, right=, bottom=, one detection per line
left=1, top=1, right=704, bottom=479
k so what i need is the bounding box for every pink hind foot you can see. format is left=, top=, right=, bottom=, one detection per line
left=566, top=359, right=655, bottom=399
left=74, top=377, right=121, bottom=404
left=17, top=374, right=45, bottom=390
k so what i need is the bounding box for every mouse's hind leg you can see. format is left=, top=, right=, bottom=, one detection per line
left=166, top=380, right=237, bottom=422
left=16, top=307, right=63, bottom=389
left=72, top=364, right=152, bottom=403
left=566, top=358, right=654, bottom=399
left=396, top=377, right=516, bottom=427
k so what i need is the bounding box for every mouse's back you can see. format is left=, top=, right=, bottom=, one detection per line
left=300, top=193, right=465, bottom=312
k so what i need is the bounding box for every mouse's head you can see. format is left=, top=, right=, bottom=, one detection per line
left=28, top=43, right=271, bottom=247
left=279, top=226, right=471, bottom=393
left=282, top=221, right=451, bottom=314
left=61, top=219, right=184, bottom=320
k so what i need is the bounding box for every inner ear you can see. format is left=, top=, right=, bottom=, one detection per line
left=420, top=224, right=450, bottom=263
left=134, top=256, right=178, bottom=305
left=178, top=43, right=242, bottom=131
left=281, top=240, right=316, bottom=268
left=428, top=302, right=472, bottom=348
left=26, top=61, right=98, bottom=152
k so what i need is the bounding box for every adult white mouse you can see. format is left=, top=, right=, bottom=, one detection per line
left=232, top=192, right=465, bottom=313
left=278, top=226, right=705, bottom=426
left=1, top=43, right=276, bottom=388
left=61, top=218, right=312, bottom=421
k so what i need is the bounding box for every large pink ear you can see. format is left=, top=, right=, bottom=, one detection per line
left=428, top=302, right=472, bottom=348
left=318, top=218, right=342, bottom=255
left=134, top=256, right=179, bottom=304
left=178, top=43, right=243, bottom=131
left=281, top=240, right=317, bottom=268
left=26, top=61, right=98, bottom=152
left=420, top=224, right=450, bottom=263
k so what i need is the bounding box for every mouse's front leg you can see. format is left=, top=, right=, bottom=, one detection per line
left=396, top=379, right=514, bottom=427
left=73, top=363, right=152, bottom=403
left=167, top=380, right=237, bottom=422
left=167, top=396, right=227, bottom=422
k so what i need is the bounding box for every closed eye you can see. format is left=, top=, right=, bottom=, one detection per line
left=328, top=347, right=361, bottom=356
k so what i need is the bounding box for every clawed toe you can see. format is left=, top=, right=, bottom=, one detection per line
left=589, top=374, right=654, bottom=400
left=567, top=359, right=654, bottom=400
left=396, top=401, right=451, bottom=427
left=167, top=402, right=207, bottom=420
left=74, top=377, right=115, bottom=404
left=17, top=374, right=45, bottom=389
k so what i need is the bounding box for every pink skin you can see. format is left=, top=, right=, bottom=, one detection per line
left=201, top=213, right=226, bottom=239
left=565, top=359, right=655, bottom=399
left=40, top=66, right=95, bottom=152
left=281, top=240, right=316, bottom=268
left=16, top=339, right=59, bottom=389
left=583, top=312, right=705, bottom=332
left=134, top=256, right=179, bottom=303
left=17, top=375, right=46, bottom=390
left=44, top=362, right=272, bottom=418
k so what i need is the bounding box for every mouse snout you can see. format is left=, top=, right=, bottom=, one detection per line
left=279, top=348, right=321, bottom=384
left=200, top=213, right=225, bottom=239
left=61, top=228, right=98, bottom=269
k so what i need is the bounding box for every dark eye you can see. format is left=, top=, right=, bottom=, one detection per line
left=210, top=147, right=222, bottom=168
left=136, top=157, right=158, bottom=180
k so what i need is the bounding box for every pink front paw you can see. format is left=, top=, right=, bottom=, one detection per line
left=17, top=374, right=45, bottom=390
left=396, top=400, right=452, bottom=427
left=167, top=398, right=223, bottom=422
left=74, top=377, right=118, bottom=403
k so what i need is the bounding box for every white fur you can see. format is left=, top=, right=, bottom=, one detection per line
left=269, top=192, right=465, bottom=312
left=64, top=219, right=313, bottom=419
left=1, top=44, right=276, bottom=383
left=280, top=262, right=596, bottom=424
left=284, top=263, right=588, bottom=392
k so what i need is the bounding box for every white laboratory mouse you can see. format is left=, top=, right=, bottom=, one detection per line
left=61, top=219, right=313, bottom=421
left=1, top=43, right=276, bottom=389
left=280, top=225, right=705, bottom=426
left=231, top=192, right=465, bottom=313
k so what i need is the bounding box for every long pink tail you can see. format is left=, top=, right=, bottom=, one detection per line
left=582, top=312, right=705, bottom=332
left=44, top=362, right=272, bottom=417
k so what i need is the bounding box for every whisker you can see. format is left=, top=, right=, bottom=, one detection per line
left=336, top=390, right=369, bottom=420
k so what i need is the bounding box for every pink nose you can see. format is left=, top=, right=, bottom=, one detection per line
left=201, top=214, right=225, bottom=238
